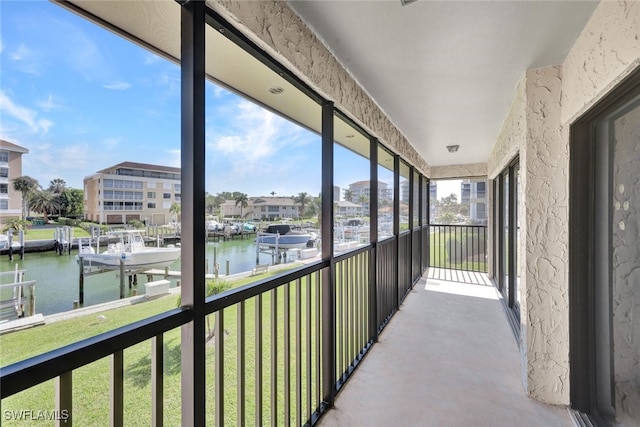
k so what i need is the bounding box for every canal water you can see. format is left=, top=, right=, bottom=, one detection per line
left=0, top=238, right=279, bottom=316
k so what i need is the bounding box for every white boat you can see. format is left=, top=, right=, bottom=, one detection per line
left=77, top=230, right=180, bottom=270
left=256, top=224, right=314, bottom=249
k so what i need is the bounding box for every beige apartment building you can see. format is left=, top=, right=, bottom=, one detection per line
left=0, top=140, right=29, bottom=221
left=83, top=161, right=181, bottom=225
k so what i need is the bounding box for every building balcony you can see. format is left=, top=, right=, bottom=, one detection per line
left=320, top=268, right=572, bottom=426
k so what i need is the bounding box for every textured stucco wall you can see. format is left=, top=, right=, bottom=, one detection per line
left=487, top=78, right=526, bottom=178
left=488, top=0, right=640, bottom=406
left=486, top=78, right=526, bottom=280
left=208, top=0, right=430, bottom=176
left=524, top=65, right=568, bottom=404
left=562, top=1, right=640, bottom=124
left=429, top=163, right=487, bottom=179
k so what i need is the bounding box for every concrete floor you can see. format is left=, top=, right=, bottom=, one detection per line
left=319, top=268, right=573, bottom=427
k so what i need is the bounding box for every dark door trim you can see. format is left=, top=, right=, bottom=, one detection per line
left=569, top=67, right=640, bottom=415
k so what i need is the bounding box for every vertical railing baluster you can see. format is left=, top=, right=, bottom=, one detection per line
left=237, top=301, right=245, bottom=427
left=342, top=259, right=348, bottom=376
left=284, top=283, right=290, bottom=426
left=111, top=350, right=124, bottom=427
left=306, top=274, right=312, bottom=423
left=152, top=334, right=163, bottom=427
left=348, top=257, right=353, bottom=364
left=56, top=371, right=72, bottom=427
left=295, top=278, right=302, bottom=426
left=255, top=296, right=263, bottom=425
left=315, top=270, right=321, bottom=413
left=215, top=310, right=224, bottom=427
left=270, top=288, right=277, bottom=427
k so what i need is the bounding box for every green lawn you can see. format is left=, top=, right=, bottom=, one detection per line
left=1, top=265, right=329, bottom=426
left=19, top=226, right=91, bottom=241
left=429, top=231, right=488, bottom=272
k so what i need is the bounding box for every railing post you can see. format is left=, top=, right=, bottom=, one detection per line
left=56, top=371, right=72, bottom=427
left=369, top=137, right=379, bottom=342
left=320, top=100, right=336, bottom=407
left=111, top=350, right=124, bottom=427
left=152, top=334, right=164, bottom=427
left=180, top=1, right=206, bottom=426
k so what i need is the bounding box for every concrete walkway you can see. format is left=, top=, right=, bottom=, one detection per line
left=320, top=269, right=573, bottom=427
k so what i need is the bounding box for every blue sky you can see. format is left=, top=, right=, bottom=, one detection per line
left=1, top=1, right=377, bottom=199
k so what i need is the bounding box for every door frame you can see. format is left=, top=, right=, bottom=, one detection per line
left=569, top=67, right=640, bottom=415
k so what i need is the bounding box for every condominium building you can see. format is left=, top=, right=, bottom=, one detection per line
left=460, top=179, right=488, bottom=223
left=220, top=197, right=302, bottom=221
left=346, top=180, right=391, bottom=215
left=0, top=140, right=29, bottom=220
left=83, top=162, right=181, bottom=225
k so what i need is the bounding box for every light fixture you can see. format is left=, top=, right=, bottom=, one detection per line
left=345, top=134, right=355, bottom=139
left=267, top=86, right=284, bottom=95
left=401, top=0, right=418, bottom=6
left=446, top=145, right=460, bottom=153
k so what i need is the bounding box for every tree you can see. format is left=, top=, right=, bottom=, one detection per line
left=205, top=193, right=217, bottom=215
left=358, top=194, right=369, bottom=215
left=12, top=176, right=39, bottom=219
left=343, top=189, right=353, bottom=202
left=29, top=190, right=59, bottom=222
left=48, top=179, right=67, bottom=217
left=234, top=193, right=249, bottom=218
left=293, top=192, right=310, bottom=218
left=436, top=193, right=460, bottom=224
left=169, top=202, right=181, bottom=222
left=48, top=178, right=66, bottom=194
left=60, top=188, right=84, bottom=218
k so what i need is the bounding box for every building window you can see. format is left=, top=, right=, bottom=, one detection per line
left=148, top=202, right=156, bottom=209
left=0, top=151, right=8, bottom=162
left=0, top=183, right=7, bottom=194
left=0, top=200, right=8, bottom=210
left=148, top=192, right=156, bottom=198
left=163, top=193, right=171, bottom=199
left=0, top=168, right=8, bottom=178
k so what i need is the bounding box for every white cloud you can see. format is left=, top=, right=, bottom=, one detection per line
left=10, top=43, right=31, bottom=61
left=0, top=90, right=53, bottom=134
left=103, top=81, right=131, bottom=91
left=8, top=43, right=42, bottom=75
left=37, top=94, right=64, bottom=112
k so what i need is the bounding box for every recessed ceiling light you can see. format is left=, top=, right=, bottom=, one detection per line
left=345, top=134, right=355, bottom=139
left=267, top=86, right=284, bottom=95
left=400, top=0, right=418, bottom=5
left=446, top=145, right=460, bottom=153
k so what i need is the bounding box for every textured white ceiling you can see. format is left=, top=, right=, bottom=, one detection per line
left=288, top=0, right=599, bottom=167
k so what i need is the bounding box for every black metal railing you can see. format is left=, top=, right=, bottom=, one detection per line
left=1, top=241, right=428, bottom=425
left=376, top=238, right=397, bottom=332
left=398, top=233, right=412, bottom=303
left=429, top=225, right=488, bottom=272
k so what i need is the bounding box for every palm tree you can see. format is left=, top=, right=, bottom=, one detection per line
left=343, top=189, right=354, bottom=202
left=358, top=194, right=369, bottom=216
left=169, top=202, right=181, bottom=223
left=234, top=193, right=249, bottom=218
left=29, top=190, right=59, bottom=223
left=48, top=178, right=66, bottom=194
left=12, top=176, right=39, bottom=219
left=293, top=192, right=310, bottom=219
left=48, top=178, right=67, bottom=217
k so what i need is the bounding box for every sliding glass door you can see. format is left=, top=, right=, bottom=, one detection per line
left=495, top=159, right=520, bottom=326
